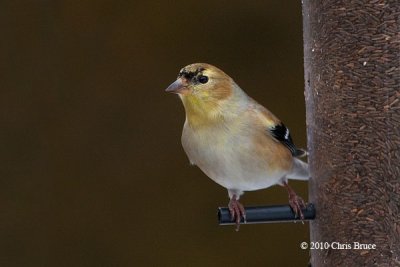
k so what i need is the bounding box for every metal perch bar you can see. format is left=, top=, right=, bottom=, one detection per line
left=218, top=203, right=315, bottom=225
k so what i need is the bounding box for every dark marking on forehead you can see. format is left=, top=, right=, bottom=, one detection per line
left=178, top=67, right=206, bottom=80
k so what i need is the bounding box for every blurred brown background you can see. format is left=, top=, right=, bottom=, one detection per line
left=1, top=1, right=309, bottom=266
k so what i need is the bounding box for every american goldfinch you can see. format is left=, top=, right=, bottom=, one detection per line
left=166, top=63, right=309, bottom=229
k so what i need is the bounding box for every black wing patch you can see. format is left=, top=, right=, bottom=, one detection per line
left=269, top=123, right=307, bottom=157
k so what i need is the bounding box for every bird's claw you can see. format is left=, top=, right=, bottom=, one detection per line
left=288, top=194, right=306, bottom=220
left=283, top=182, right=306, bottom=220
left=228, top=196, right=246, bottom=231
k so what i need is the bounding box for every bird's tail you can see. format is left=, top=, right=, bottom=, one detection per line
left=287, top=158, right=309, bottom=180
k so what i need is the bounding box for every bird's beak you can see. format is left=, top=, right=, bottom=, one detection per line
left=165, top=78, right=189, bottom=94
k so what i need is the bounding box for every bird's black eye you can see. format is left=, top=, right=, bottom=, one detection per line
left=198, top=75, right=208, bottom=84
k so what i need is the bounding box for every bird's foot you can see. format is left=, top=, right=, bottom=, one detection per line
left=288, top=193, right=306, bottom=220
left=283, top=182, right=306, bottom=220
left=228, top=195, right=246, bottom=231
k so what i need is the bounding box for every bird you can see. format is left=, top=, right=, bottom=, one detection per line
left=165, top=63, right=309, bottom=230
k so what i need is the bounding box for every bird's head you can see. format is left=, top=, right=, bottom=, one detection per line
left=165, top=63, right=233, bottom=99
left=166, top=63, right=245, bottom=127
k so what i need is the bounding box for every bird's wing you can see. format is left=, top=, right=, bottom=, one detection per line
left=251, top=101, right=307, bottom=158
left=268, top=123, right=307, bottom=158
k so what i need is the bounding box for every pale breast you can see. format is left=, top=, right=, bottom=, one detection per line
left=181, top=121, right=290, bottom=191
